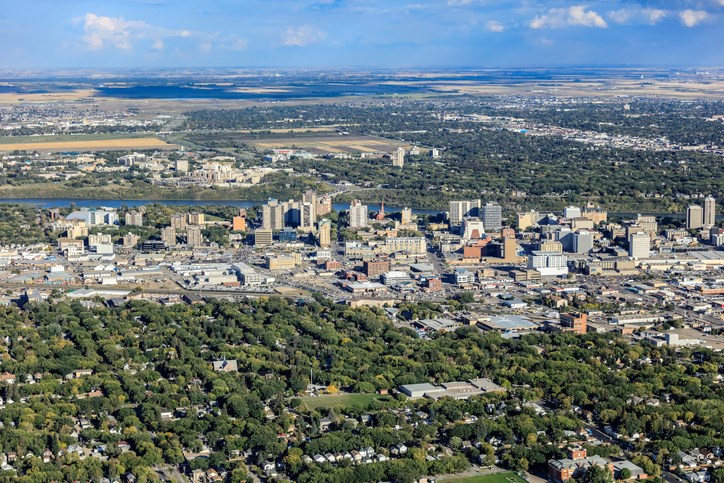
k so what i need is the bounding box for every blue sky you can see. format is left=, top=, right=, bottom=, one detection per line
left=0, top=0, right=721, bottom=68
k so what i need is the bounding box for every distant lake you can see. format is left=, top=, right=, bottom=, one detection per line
left=96, top=83, right=429, bottom=100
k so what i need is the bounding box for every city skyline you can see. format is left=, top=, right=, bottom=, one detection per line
left=0, top=0, right=722, bottom=69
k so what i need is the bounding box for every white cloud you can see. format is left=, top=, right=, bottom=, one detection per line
left=80, top=13, right=191, bottom=51
left=679, top=9, right=710, bottom=27
left=486, top=20, right=505, bottom=32
left=229, top=38, right=248, bottom=51
left=608, top=7, right=667, bottom=25
left=530, top=5, right=608, bottom=29
left=282, top=25, right=327, bottom=47
left=447, top=0, right=473, bottom=5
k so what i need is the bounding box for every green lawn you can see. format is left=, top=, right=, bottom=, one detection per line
left=441, top=471, right=528, bottom=483
left=296, top=393, right=388, bottom=410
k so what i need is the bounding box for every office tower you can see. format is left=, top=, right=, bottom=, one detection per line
left=687, top=205, right=703, bottom=230
left=555, top=227, right=574, bottom=252
left=482, top=202, right=502, bottom=231
left=175, top=159, right=189, bottom=173
left=400, top=207, right=413, bottom=225
left=392, top=147, right=405, bottom=168
left=449, top=200, right=481, bottom=225
left=262, top=200, right=285, bottom=230
left=349, top=200, right=368, bottom=228
left=317, top=219, right=332, bottom=248
left=628, top=232, right=650, bottom=259
left=563, top=206, right=582, bottom=219
left=170, top=214, right=186, bottom=231
left=502, top=236, right=518, bottom=261
left=186, top=226, right=203, bottom=247
left=125, top=210, right=143, bottom=227
left=161, top=226, right=177, bottom=247
left=281, top=200, right=300, bottom=227
left=572, top=230, right=594, bottom=254
left=298, top=202, right=316, bottom=231
left=232, top=210, right=247, bottom=231
left=254, top=229, right=273, bottom=247
left=187, top=212, right=205, bottom=226
left=704, top=196, right=716, bottom=228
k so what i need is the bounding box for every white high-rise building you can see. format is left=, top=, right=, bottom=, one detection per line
left=400, top=207, right=413, bottom=225
left=704, top=196, right=716, bottom=228
left=686, top=205, right=703, bottom=230
left=298, top=201, right=316, bottom=231
left=349, top=200, right=368, bottom=228
left=449, top=200, right=481, bottom=225
left=628, top=232, right=650, bottom=259
left=392, top=147, right=405, bottom=168
left=563, top=206, right=582, bottom=219
left=528, top=251, right=568, bottom=277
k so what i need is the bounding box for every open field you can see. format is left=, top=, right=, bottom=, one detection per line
left=440, top=471, right=528, bottom=483
left=382, top=78, right=724, bottom=99
left=296, top=393, right=388, bottom=410
left=240, top=134, right=408, bottom=154
left=0, top=133, right=175, bottom=152
left=0, top=89, right=98, bottom=104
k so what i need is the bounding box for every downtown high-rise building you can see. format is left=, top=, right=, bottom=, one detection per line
left=686, top=205, right=703, bottom=230
left=161, top=226, right=177, bottom=247
left=704, top=196, right=716, bottom=228
left=170, top=213, right=186, bottom=231
left=392, top=147, right=405, bottom=168
left=349, top=200, right=368, bottom=228
left=262, top=200, right=285, bottom=230
left=317, top=219, right=332, bottom=248
left=125, top=210, right=143, bottom=227
left=298, top=201, right=317, bottom=231
left=449, top=200, right=481, bottom=225
left=482, top=202, right=503, bottom=231
left=400, top=207, right=413, bottom=225
left=186, top=226, right=203, bottom=247
left=628, top=232, right=650, bottom=259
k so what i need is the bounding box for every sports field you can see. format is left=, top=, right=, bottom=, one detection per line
left=440, top=471, right=528, bottom=483
left=0, top=133, right=175, bottom=152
